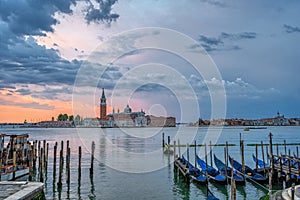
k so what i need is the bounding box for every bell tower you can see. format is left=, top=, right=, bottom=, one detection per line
left=100, top=88, right=107, bottom=119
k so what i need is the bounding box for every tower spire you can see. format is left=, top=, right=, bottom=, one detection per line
left=100, top=88, right=107, bottom=119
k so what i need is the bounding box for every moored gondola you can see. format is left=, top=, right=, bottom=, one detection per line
left=229, top=156, right=268, bottom=184
left=196, top=155, right=227, bottom=185
left=214, top=154, right=246, bottom=185
left=182, top=156, right=207, bottom=185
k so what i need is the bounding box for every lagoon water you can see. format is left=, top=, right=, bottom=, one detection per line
left=1, top=126, right=299, bottom=199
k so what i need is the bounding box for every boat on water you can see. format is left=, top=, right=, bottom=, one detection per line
left=196, top=155, right=227, bottom=185
left=207, top=187, right=219, bottom=200
left=0, top=134, right=30, bottom=181
left=213, top=155, right=246, bottom=185
left=163, top=143, right=174, bottom=155
left=182, top=156, right=207, bottom=185
left=229, top=156, right=268, bottom=184
left=252, top=154, right=270, bottom=173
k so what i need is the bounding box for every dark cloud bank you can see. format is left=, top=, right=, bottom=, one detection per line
left=0, top=0, right=119, bottom=90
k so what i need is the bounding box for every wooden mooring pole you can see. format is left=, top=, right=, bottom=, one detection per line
left=66, top=146, right=70, bottom=185
left=194, top=140, right=197, bottom=168
left=57, top=144, right=63, bottom=188
left=178, top=139, right=181, bottom=158
left=210, top=140, right=213, bottom=167
left=255, top=144, right=258, bottom=172
left=284, top=140, right=287, bottom=155
left=261, top=141, right=266, bottom=174
left=78, top=146, right=82, bottom=182
left=39, top=147, right=43, bottom=182
left=162, top=132, right=165, bottom=148
left=46, top=143, right=49, bottom=170
left=28, top=147, right=33, bottom=181
left=241, top=140, right=245, bottom=173
left=53, top=142, right=57, bottom=180
left=90, top=141, right=95, bottom=175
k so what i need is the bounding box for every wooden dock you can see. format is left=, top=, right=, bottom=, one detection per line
left=0, top=181, right=44, bottom=200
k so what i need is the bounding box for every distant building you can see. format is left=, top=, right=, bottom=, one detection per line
left=97, top=89, right=175, bottom=127
left=109, top=104, right=147, bottom=127
left=100, top=88, right=107, bottom=119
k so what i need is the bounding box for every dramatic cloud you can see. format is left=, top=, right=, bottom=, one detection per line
left=189, top=75, right=278, bottom=99
left=197, top=31, right=257, bottom=52
left=283, top=24, right=300, bottom=33
left=84, top=0, right=120, bottom=24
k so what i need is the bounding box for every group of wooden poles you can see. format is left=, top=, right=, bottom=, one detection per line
left=26, top=140, right=96, bottom=189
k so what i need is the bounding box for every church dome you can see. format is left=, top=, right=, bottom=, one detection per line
left=124, top=104, right=132, bottom=113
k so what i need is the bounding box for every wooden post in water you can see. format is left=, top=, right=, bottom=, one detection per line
left=266, top=145, right=269, bottom=164
left=66, top=147, right=70, bottom=185
left=268, top=169, right=273, bottom=200
left=66, top=140, right=69, bottom=173
left=90, top=141, right=95, bottom=175
left=194, top=140, right=197, bottom=168
left=173, top=141, right=176, bottom=160
left=61, top=140, right=64, bottom=166
left=33, top=140, right=36, bottom=169
left=187, top=143, right=190, bottom=165
left=241, top=140, right=245, bottom=173
left=210, top=141, right=213, bottom=167
left=284, top=140, right=287, bottom=155
left=57, top=148, right=63, bottom=188
left=269, top=133, right=274, bottom=170
left=43, top=140, right=46, bottom=168
left=178, top=139, right=181, bottom=158
left=225, top=141, right=229, bottom=172
left=46, top=143, right=49, bottom=170
left=224, top=147, right=228, bottom=184
left=296, top=146, right=299, bottom=158
left=29, top=148, right=33, bottom=181
left=230, top=159, right=236, bottom=200
left=66, top=140, right=69, bottom=158
left=162, top=132, right=165, bottom=148
left=204, top=143, right=208, bottom=181
left=78, top=146, right=82, bottom=182
left=276, top=144, right=279, bottom=156
left=261, top=141, right=266, bottom=174
left=40, top=147, right=43, bottom=182
left=53, top=142, right=57, bottom=180
left=255, top=144, right=258, bottom=172
left=13, top=150, right=16, bottom=180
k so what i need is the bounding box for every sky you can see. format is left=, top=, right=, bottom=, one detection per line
left=0, top=0, right=299, bottom=123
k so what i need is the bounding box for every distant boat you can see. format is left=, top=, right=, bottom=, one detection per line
left=244, top=127, right=250, bottom=131
left=0, top=134, right=30, bottom=181
left=213, top=155, right=245, bottom=185
left=196, top=155, right=227, bottom=185
left=182, top=156, right=207, bottom=185
left=163, top=144, right=174, bottom=155
left=229, top=156, right=268, bottom=184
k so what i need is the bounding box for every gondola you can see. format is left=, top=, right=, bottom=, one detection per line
left=182, top=156, right=207, bottom=185
left=252, top=154, right=270, bottom=174
left=229, top=156, right=268, bottom=184
left=213, top=154, right=246, bottom=185
left=207, top=187, right=219, bottom=200
left=196, top=155, right=227, bottom=185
